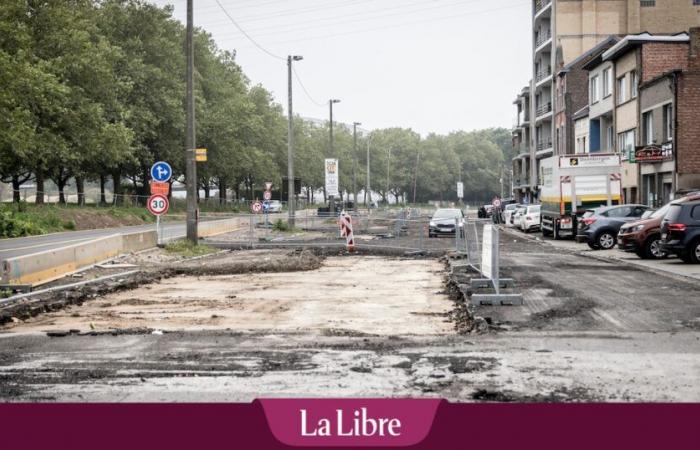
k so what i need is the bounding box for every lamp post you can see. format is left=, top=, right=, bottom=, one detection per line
left=366, top=133, right=373, bottom=206
left=287, top=55, right=303, bottom=228
left=328, top=99, right=340, bottom=216
left=352, top=122, right=361, bottom=210
left=185, top=0, right=197, bottom=243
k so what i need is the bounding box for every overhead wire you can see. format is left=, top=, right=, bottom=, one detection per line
left=292, top=65, right=326, bottom=107
left=212, top=0, right=284, bottom=60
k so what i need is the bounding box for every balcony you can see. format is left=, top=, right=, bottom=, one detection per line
left=535, top=66, right=552, bottom=84
left=535, top=0, right=552, bottom=16
left=535, top=101, right=552, bottom=117
left=536, top=140, right=552, bottom=152
left=535, top=31, right=551, bottom=49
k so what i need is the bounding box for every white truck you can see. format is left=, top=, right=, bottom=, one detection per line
left=539, top=153, right=622, bottom=239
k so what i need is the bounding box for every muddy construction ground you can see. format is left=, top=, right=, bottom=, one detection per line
left=1, top=220, right=699, bottom=402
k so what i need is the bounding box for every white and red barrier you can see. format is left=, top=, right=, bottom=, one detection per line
left=339, top=211, right=355, bottom=252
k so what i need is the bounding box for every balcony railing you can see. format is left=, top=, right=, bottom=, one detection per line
left=535, top=66, right=552, bottom=83
left=536, top=140, right=553, bottom=151
left=535, top=0, right=552, bottom=14
left=535, top=102, right=552, bottom=117
left=535, top=31, right=551, bottom=48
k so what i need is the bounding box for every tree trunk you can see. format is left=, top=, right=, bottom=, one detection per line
left=322, top=187, right=327, bottom=203
left=99, top=174, right=107, bottom=205
left=203, top=184, right=210, bottom=199
left=76, top=177, right=85, bottom=206
left=218, top=178, right=227, bottom=205
left=57, top=177, right=66, bottom=204
left=112, top=171, right=122, bottom=206
left=35, top=169, right=45, bottom=204
left=11, top=175, right=20, bottom=203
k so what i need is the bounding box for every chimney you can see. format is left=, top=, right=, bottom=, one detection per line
left=690, top=27, right=700, bottom=69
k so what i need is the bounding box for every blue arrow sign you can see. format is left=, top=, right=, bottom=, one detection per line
left=150, top=161, right=172, bottom=182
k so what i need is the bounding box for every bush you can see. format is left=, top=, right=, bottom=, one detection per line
left=0, top=210, right=45, bottom=237
left=272, top=219, right=290, bottom=232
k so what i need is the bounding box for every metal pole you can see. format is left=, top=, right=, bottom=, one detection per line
left=366, top=134, right=372, bottom=206
left=287, top=55, right=302, bottom=228
left=328, top=99, right=339, bottom=216
left=185, top=0, right=198, bottom=243
left=386, top=148, right=391, bottom=205
left=412, top=147, right=420, bottom=204
left=352, top=122, right=360, bottom=211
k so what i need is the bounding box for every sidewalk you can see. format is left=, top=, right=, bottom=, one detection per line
left=500, top=226, right=700, bottom=283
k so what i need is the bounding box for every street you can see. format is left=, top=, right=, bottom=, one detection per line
left=1, top=221, right=698, bottom=402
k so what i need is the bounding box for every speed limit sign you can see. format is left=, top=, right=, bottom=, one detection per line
left=263, top=191, right=272, bottom=201
left=147, top=194, right=169, bottom=216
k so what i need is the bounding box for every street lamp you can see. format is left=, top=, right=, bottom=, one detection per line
left=328, top=99, right=340, bottom=215
left=287, top=54, right=303, bottom=228
left=352, top=122, right=361, bottom=211
left=366, top=132, right=373, bottom=206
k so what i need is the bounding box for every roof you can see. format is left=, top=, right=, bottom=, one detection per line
left=558, top=36, right=620, bottom=76
left=572, top=106, right=589, bottom=120
left=602, top=32, right=689, bottom=61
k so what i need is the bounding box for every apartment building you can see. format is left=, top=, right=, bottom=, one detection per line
left=516, top=0, right=700, bottom=201
left=512, top=86, right=532, bottom=203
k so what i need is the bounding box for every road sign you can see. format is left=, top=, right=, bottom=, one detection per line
left=150, top=161, right=172, bottom=183
left=252, top=201, right=262, bottom=213
left=147, top=194, right=169, bottom=216
left=195, top=148, right=207, bottom=162
left=325, top=158, right=339, bottom=196
left=263, top=191, right=272, bottom=200
left=265, top=182, right=273, bottom=191
left=492, top=198, right=501, bottom=209
left=457, top=182, right=464, bottom=199
left=263, top=200, right=270, bottom=211
left=150, top=181, right=169, bottom=196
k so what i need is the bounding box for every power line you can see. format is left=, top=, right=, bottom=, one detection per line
left=212, top=0, right=283, bottom=60
left=292, top=65, right=325, bottom=107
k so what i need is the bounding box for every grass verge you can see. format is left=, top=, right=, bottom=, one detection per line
left=164, top=239, right=217, bottom=257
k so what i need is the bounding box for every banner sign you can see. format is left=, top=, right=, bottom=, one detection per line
left=325, top=158, right=339, bottom=197
left=457, top=182, right=464, bottom=199
left=634, top=144, right=672, bottom=163
left=560, top=154, right=620, bottom=168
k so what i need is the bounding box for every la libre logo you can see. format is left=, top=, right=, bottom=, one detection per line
left=300, top=407, right=402, bottom=437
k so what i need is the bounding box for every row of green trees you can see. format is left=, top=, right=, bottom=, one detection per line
left=0, top=0, right=511, bottom=206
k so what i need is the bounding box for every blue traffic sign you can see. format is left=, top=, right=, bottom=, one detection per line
left=150, top=161, right=172, bottom=182
left=262, top=200, right=270, bottom=211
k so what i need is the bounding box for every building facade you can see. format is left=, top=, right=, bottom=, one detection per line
left=516, top=0, right=700, bottom=201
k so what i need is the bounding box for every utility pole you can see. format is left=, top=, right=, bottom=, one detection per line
left=352, top=122, right=361, bottom=210
left=366, top=133, right=372, bottom=206
left=412, top=147, right=420, bottom=204
left=386, top=148, right=391, bottom=205
left=328, top=99, right=340, bottom=216
left=287, top=55, right=303, bottom=228
left=185, top=0, right=197, bottom=243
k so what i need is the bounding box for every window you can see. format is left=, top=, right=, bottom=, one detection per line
left=606, top=206, right=632, bottom=217
left=603, top=68, right=612, bottom=97
left=631, top=72, right=638, bottom=98
left=643, top=111, right=654, bottom=145
left=590, top=75, right=599, bottom=103
left=692, top=205, right=700, bottom=221
left=618, top=130, right=635, bottom=156
left=617, top=76, right=627, bottom=104
left=640, top=0, right=655, bottom=6
left=663, top=104, right=673, bottom=141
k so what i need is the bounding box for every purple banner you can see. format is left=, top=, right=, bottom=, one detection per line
left=0, top=401, right=698, bottom=449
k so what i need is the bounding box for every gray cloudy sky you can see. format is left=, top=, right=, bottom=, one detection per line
left=152, top=0, right=532, bottom=135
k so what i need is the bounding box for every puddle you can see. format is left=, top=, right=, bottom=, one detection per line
left=8, top=257, right=453, bottom=336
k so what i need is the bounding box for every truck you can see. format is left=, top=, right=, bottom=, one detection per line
left=539, top=153, right=622, bottom=239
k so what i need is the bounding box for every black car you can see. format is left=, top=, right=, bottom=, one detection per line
left=428, top=208, right=464, bottom=237
left=576, top=204, right=650, bottom=250
left=660, top=197, right=700, bottom=263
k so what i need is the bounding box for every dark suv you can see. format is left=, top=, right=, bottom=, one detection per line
left=660, top=198, right=700, bottom=264
left=576, top=204, right=650, bottom=250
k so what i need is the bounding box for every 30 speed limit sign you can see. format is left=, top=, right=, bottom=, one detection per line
left=147, top=194, right=169, bottom=216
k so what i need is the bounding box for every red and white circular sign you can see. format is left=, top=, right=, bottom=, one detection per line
left=492, top=198, right=501, bottom=208
left=147, top=194, right=169, bottom=216
left=263, top=191, right=272, bottom=201
left=251, top=201, right=263, bottom=213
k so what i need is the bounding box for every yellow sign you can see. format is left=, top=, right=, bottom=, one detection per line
left=195, top=148, right=207, bottom=162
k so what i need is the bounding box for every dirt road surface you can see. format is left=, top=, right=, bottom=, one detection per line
left=1, top=225, right=699, bottom=402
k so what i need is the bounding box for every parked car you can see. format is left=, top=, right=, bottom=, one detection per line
left=518, top=204, right=541, bottom=232
left=267, top=200, right=283, bottom=213
left=660, top=196, right=700, bottom=263
left=428, top=208, right=465, bottom=238
left=511, top=205, right=527, bottom=227
left=503, top=204, right=520, bottom=228
left=576, top=204, right=650, bottom=250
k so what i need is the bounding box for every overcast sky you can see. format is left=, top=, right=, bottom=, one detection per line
left=152, top=0, right=532, bottom=135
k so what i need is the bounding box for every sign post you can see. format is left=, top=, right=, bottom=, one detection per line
left=149, top=162, right=172, bottom=245
left=470, top=225, right=523, bottom=305
left=325, top=159, right=338, bottom=216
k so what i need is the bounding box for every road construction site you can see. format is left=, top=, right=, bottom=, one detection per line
left=0, top=211, right=699, bottom=402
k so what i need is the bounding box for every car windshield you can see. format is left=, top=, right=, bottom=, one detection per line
left=650, top=203, right=670, bottom=219
left=432, top=209, right=461, bottom=219
left=505, top=204, right=518, bottom=211
left=664, top=204, right=683, bottom=222
left=582, top=209, right=600, bottom=218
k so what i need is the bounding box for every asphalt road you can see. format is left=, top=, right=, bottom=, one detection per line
left=0, top=222, right=186, bottom=261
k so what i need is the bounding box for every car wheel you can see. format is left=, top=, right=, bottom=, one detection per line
left=643, top=236, right=667, bottom=260
left=596, top=231, right=616, bottom=250
left=587, top=241, right=599, bottom=250
left=680, top=252, right=693, bottom=264
left=690, top=239, right=700, bottom=264
left=635, top=249, right=646, bottom=259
